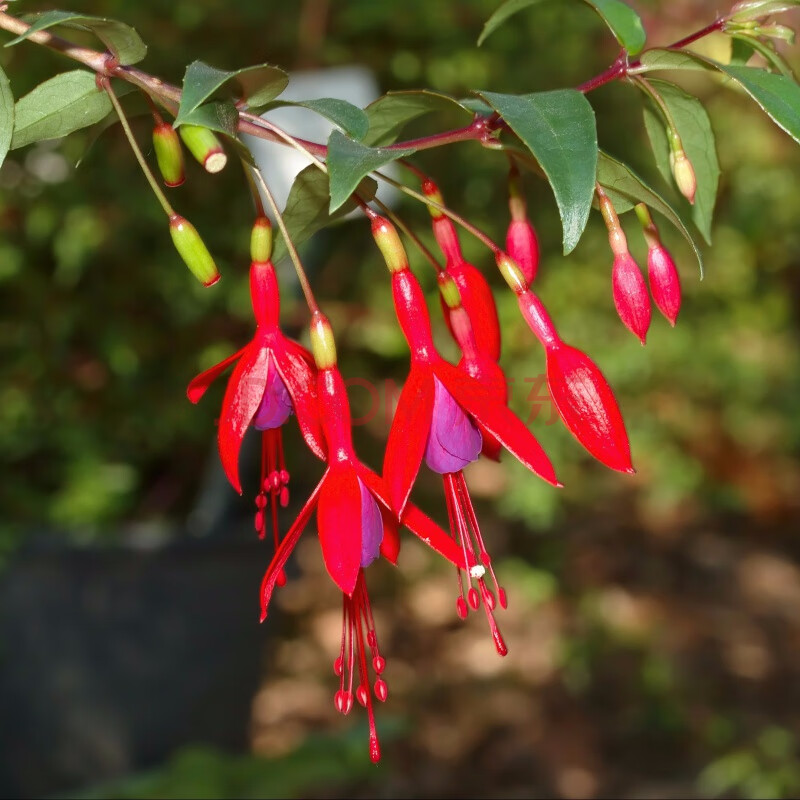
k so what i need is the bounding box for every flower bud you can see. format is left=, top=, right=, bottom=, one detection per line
left=612, top=252, right=651, bottom=345
left=647, top=245, right=681, bottom=326
left=546, top=343, right=634, bottom=474
left=495, top=251, right=527, bottom=295
left=251, top=216, right=273, bottom=263
left=310, top=312, right=337, bottom=369
left=178, top=124, right=228, bottom=174
left=506, top=218, right=540, bottom=285
left=371, top=216, right=409, bottom=273
left=422, top=178, right=445, bottom=218
left=635, top=203, right=681, bottom=326
left=168, top=214, right=220, bottom=286
left=669, top=148, right=697, bottom=205
left=152, top=122, right=185, bottom=187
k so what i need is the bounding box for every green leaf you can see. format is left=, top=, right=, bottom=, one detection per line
left=177, top=101, right=239, bottom=138
left=480, top=89, right=598, bottom=254
left=257, top=98, right=369, bottom=140
left=364, top=90, right=471, bottom=146
left=642, top=79, right=719, bottom=244
left=175, top=61, right=288, bottom=125
left=10, top=70, right=113, bottom=149
left=479, top=0, right=646, bottom=54
left=596, top=151, right=703, bottom=276
left=327, top=130, right=414, bottom=213
left=273, top=165, right=377, bottom=263
left=0, top=66, right=13, bottom=170
left=5, top=11, right=147, bottom=65
left=641, top=51, right=800, bottom=144
left=729, top=36, right=757, bottom=66
left=719, top=64, right=800, bottom=142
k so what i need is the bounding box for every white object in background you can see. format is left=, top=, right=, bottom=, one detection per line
left=242, top=65, right=398, bottom=214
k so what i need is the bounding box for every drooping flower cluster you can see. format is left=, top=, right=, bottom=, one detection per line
left=188, top=171, right=684, bottom=762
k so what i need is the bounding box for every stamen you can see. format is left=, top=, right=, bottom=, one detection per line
left=334, top=571, right=386, bottom=762
left=256, top=430, right=288, bottom=586
left=442, top=470, right=509, bottom=655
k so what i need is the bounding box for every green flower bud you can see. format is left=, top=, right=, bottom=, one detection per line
left=371, top=216, right=409, bottom=273
left=178, top=125, right=228, bottom=174
left=250, top=216, right=273, bottom=263
left=169, top=214, right=220, bottom=286
left=152, top=122, right=185, bottom=187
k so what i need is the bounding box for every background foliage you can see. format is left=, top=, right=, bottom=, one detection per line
left=1, top=0, right=800, bottom=797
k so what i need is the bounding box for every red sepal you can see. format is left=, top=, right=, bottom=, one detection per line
left=546, top=343, right=633, bottom=474
left=260, top=472, right=326, bottom=620
left=187, top=346, right=247, bottom=404
left=218, top=342, right=269, bottom=494
left=382, top=366, right=435, bottom=516
left=458, top=354, right=507, bottom=461
left=433, top=360, right=559, bottom=487
left=317, top=466, right=362, bottom=595
left=273, top=338, right=326, bottom=460
left=444, top=261, right=501, bottom=361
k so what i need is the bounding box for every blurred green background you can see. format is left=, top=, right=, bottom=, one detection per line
left=2, top=0, right=800, bottom=798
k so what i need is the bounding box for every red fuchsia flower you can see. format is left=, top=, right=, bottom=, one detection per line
left=636, top=203, right=682, bottom=326
left=597, top=186, right=652, bottom=344
left=372, top=217, right=559, bottom=653
left=187, top=221, right=326, bottom=582
left=422, top=179, right=501, bottom=362
left=259, top=312, right=472, bottom=763
left=496, top=253, right=634, bottom=475
left=505, top=166, right=540, bottom=284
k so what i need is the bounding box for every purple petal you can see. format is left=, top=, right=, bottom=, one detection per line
left=424, top=376, right=482, bottom=474
left=359, top=478, right=384, bottom=568
left=252, top=355, right=293, bottom=430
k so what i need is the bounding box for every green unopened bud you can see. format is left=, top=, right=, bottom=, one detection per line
left=250, top=216, right=273, bottom=263
left=169, top=214, right=220, bottom=286
left=496, top=251, right=527, bottom=295
left=670, top=149, right=697, bottom=205
left=422, top=179, right=445, bottom=219
left=152, top=122, right=185, bottom=188
left=371, top=216, right=408, bottom=273
left=754, top=23, right=795, bottom=42
left=310, top=312, right=337, bottom=369
left=437, top=273, right=462, bottom=309
left=178, top=125, right=228, bottom=174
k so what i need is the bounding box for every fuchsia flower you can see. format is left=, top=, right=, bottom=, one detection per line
left=259, top=313, right=472, bottom=763
left=187, top=258, right=326, bottom=579
left=497, top=253, right=634, bottom=474
left=373, top=217, right=559, bottom=652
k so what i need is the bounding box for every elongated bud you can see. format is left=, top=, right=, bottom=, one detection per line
left=506, top=219, right=540, bottom=285
left=546, top=342, right=634, bottom=474
left=152, top=122, right=185, bottom=187
left=371, top=216, right=409, bottom=273
left=422, top=178, right=445, bottom=218
left=168, top=214, right=220, bottom=286
left=635, top=204, right=681, bottom=326
left=516, top=289, right=634, bottom=473
left=506, top=170, right=540, bottom=284
left=179, top=124, right=228, bottom=174
left=251, top=216, right=273, bottom=263
left=495, top=251, right=528, bottom=295
left=310, top=312, right=337, bottom=369
left=613, top=253, right=651, bottom=345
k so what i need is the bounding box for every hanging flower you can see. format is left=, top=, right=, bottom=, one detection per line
left=259, top=312, right=472, bottom=763
left=372, top=217, right=559, bottom=651
left=188, top=256, right=325, bottom=581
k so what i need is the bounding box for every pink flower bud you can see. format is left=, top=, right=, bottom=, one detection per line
left=648, top=244, right=681, bottom=326
left=506, top=218, right=540, bottom=285
left=612, top=252, right=651, bottom=345
left=546, top=342, right=634, bottom=474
